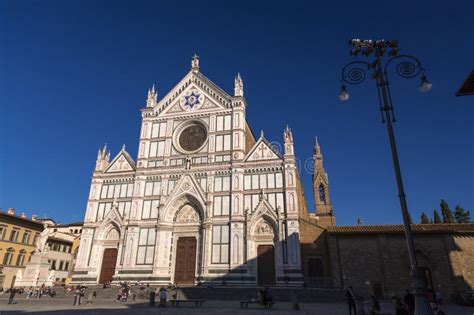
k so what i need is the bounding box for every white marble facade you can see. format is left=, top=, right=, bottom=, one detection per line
left=72, top=56, right=303, bottom=286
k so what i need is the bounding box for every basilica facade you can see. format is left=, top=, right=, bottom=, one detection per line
left=72, top=56, right=332, bottom=286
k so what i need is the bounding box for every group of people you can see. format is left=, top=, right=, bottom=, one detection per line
left=345, top=286, right=446, bottom=315
left=25, top=285, right=56, bottom=299
left=4, top=284, right=57, bottom=304
left=115, top=282, right=135, bottom=302
left=149, top=286, right=168, bottom=307
left=73, top=285, right=87, bottom=306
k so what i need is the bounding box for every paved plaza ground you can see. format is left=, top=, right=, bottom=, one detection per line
left=0, top=298, right=472, bottom=315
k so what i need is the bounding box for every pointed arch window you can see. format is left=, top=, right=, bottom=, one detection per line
left=319, top=184, right=326, bottom=203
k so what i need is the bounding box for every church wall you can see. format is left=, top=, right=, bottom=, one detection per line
left=327, top=231, right=474, bottom=300
left=72, top=59, right=306, bottom=286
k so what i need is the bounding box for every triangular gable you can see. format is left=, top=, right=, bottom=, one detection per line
left=98, top=201, right=124, bottom=237
left=160, top=83, right=224, bottom=116
left=248, top=193, right=279, bottom=223
left=244, top=133, right=282, bottom=162
left=105, top=148, right=136, bottom=173
left=162, top=174, right=208, bottom=221
left=154, top=71, right=233, bottom=116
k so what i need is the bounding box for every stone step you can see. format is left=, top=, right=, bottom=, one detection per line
left=37, top=286, right=344, bottom=302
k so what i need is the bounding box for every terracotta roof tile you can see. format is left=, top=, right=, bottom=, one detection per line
left=327, top=223, right=474, bottom=234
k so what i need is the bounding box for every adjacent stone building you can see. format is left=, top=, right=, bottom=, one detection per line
left=325, top=224, right=474, bottom=299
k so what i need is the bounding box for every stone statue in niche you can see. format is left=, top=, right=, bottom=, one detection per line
left=175, top=205, right=199, bottom=223
left=256, top=221, right=273, bottom=234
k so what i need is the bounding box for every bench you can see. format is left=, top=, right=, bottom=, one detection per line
left=170, top=299, right=205, bottom=307
left=240, top=300, right=275, bottom=309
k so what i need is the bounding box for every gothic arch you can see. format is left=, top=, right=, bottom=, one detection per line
left=163, top=193, right=206, bottom=223
left=98, top=220, right=122, bottom=241
left=174, top=203, right=201, bottom=224
left=249, top=214, right=279, bottom=241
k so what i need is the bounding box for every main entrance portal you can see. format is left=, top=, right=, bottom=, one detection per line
left=257, top=245, right=276, bottom=285
left=99, top=248, right=118, bottom=284
left=174, top=237, right=197, bottom=285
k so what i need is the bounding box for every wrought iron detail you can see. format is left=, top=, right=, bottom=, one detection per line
left=385, top=54, right=423, bottom=79
left=341, top=61, right=371, bottom=85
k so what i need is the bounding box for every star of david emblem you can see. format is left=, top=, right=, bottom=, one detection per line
left=180, top=90, right=204, bottom=111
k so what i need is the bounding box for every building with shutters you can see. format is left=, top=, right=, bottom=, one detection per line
left=0, top=209, right=44, bottom=288
left=72, top=56, right=334, bottom=286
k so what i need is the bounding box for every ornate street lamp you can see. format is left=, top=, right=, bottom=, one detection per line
left=339, top=39, right=433, bottom=315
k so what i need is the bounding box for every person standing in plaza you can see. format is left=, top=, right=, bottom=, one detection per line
left=8, top=287, right=17, bottom=304
left=159, top=286, right=167, bottom=307
left=345, top=286, right=356, bottom=315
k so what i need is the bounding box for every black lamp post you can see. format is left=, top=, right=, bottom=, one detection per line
left=339, top=39, right=433, bottom=315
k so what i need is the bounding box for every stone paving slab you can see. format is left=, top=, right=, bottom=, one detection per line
left=0, top=299, right=471, bottom=314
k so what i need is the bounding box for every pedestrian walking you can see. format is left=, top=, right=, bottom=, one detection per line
left=345, top=286, right=356, bottom=315
left=8, top=287, right=17, bottom=304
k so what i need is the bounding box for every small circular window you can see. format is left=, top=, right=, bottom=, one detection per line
left=177, top=122, right=207, bottom=153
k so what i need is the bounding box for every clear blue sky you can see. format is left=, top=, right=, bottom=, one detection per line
left=1, top=1, right=472, bottom=225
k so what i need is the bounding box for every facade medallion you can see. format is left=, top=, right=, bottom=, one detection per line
left=179, top=90, right=204, bottom=111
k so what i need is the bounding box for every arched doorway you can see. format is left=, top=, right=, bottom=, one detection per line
left=174, top=237, right=197, bottom=284
left=172, top=203, right=202, bottom=285
left=98, top=226, right=120, bottom=284
left=254, top=220, right=276, bottom=286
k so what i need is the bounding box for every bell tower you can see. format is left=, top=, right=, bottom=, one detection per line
left=313, top=137, right=335, bottom=226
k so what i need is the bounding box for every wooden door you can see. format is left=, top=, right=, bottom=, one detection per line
left=174, top=237, right=197, bottom=285
left=257, top=245, right=276, bottom=285
left=98, top=248, right=118, bottom=284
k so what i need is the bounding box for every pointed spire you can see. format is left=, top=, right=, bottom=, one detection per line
left=234, top=73, right=244, bottom=97
left=283, top=125, right=294, bottom=156
left=314, top=136, right=321, bottom=155
left=191, top=54, right=199, bottom=72
left=122, top=144, right=126, bottom=151
left=100, top=143, right=108, bottom=158
left=146, top=85, right=158, bottom=108
left=284, top=125, right=293, bottom=143
left=95, top=143, right=110, bottom=172
left=260, top=130, right=264, bottom=138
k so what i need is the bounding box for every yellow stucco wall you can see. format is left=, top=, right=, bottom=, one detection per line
left=0, top=212, right=44, bottom=288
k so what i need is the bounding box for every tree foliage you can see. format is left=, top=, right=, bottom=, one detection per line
left=440, top=199, right=456, bottom=223
left=454, top=205, right=471, bottom=223
left=433, top=210, right=442, bottom=224
left=420, top=212, right=430, bottom=224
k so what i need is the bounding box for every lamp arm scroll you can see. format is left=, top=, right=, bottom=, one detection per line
left=341, top=61, right=372, bottom=85
left=384, top=54, right=424, bottom=81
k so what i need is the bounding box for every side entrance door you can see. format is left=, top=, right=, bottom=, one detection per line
left=174, top=237, right=197, bottom=285
left=98, top=248, right=118, bottom=284
left=257, top=245, right=276, bottom=285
